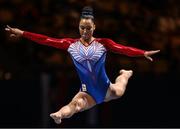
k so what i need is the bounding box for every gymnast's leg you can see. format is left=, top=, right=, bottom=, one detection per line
left=50, top=91, right=96, bottom=124
left=104, top=69, right=133, bottom=102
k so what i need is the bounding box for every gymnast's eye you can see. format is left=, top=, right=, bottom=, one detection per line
left=80, top=26, right=85, bottom=30
left=86, top=27, right=91, bottom=30
left=80, top=26, right=92, bottom=31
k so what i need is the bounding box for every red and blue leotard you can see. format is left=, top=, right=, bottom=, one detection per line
left=23, top=31, right=145, bottom=104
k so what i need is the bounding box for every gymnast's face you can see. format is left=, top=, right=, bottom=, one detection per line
left=79, top=18, right=95, bottom=41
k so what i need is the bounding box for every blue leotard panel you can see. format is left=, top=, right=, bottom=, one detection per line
left=68, top=40, right=110, bottom=104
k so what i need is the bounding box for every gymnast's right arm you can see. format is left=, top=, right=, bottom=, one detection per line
left=5, top=25, right=75, bottom=50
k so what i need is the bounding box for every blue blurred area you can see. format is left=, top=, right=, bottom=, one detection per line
left=0, top=0, right=179, bottom=127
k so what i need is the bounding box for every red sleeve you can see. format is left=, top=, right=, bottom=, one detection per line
left=96, top=38, right=145, bottom=57
left=23, top=31, right=76, bottom=50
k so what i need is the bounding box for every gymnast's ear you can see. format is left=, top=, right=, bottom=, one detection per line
left=93, top=24, right=96, bottom=31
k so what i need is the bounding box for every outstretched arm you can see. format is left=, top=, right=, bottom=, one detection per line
left=5, top=25, right=76, bottom=50
left=97, top=38, right=160, bottom=61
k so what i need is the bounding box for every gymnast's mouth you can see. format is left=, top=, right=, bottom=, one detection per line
left=82, top=34, right=89, bottom=39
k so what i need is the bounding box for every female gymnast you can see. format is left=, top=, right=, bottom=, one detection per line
left=5, top=6, right=160, bottom=124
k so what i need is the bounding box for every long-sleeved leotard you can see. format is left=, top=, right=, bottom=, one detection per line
left=23, top=31, right=145, bottom=104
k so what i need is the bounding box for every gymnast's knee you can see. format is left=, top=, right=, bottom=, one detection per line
left=71, top=98, right=87, bottom=112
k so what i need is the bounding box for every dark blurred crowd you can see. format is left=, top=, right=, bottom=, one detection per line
left=0, top=0, right=180, bottom=127
left=0, top=0, right=179, bottom=79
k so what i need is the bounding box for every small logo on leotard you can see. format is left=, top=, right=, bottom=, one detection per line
left=82, top=84, right=87, bottom=91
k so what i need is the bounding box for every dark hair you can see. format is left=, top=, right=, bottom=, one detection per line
left=81, top=6, right=94, bottom=20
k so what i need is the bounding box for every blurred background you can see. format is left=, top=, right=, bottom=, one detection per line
left=0, top=0, right=179, bottom=128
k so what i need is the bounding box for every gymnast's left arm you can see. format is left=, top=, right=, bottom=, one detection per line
left=97, top=38, right=160, bottom=61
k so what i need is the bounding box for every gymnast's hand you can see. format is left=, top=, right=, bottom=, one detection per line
left=144, top=50, right=160, bottom=61
left=5, top=25, right=24, bottom=38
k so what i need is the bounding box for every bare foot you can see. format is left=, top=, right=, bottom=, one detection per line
left=50, top=112, right=62, bottom=124
left=119, top=69, right=133, bottom=78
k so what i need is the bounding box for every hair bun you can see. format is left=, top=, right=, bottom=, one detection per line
left=82, top=6, right=93, bottom=15
left=81, top=6, right=94, bottom=19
